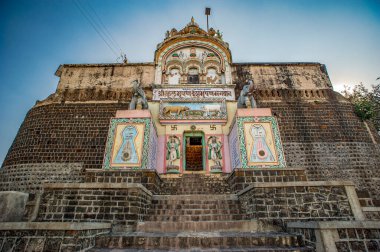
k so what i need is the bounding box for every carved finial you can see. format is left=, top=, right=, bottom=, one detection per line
left=191, top=16, right=195, bottom=23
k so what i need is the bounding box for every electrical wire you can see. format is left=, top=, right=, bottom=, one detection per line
left=73, top=0, right=120, bottom=58
left=84, top=0, right=124, bottom=54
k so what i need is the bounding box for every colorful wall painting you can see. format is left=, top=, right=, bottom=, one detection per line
left=228, top=121, right=242, bottom=169
left=232, top=116, right=286, bottom=168
left=159, top=99, right=227, bottom=120
left=243, top=122, right=278, bottom=166
left=103, top=118, right=152, bottom=169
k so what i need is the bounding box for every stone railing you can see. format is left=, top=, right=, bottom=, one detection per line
left=287, top=221, right=380, bottom=252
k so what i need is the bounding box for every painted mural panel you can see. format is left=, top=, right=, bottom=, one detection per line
left=237, top=116, right=286, bottom=168
left=159, top=99, right=227, bottom=120
left=103, top=118, right=151, bottom=169
left=229, top=121, right=242, bottom=169
left=147, top=121, right=158, bottom=169
left=207, top=136, right=223, bottom=172
left=243, top=122, right=277, bottom=165
left=165, top=135, right=181, bottom=173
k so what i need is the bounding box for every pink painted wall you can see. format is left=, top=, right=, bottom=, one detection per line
left=236, top=108, right=272, bottom=117
left=223, top=135, right=232, bottom=173
left=115, top=110, right=151, bottom=118
left=156, top=136, right=166, bottom=174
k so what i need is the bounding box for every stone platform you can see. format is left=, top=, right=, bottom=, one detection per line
left=0, top=168, right=377, bottom=251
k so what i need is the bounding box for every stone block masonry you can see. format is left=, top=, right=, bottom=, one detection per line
left=238, top=181, right=358, bottom=228
left=287, top=221, right=380, bottom=252
left=84, top=170, right=162, bottom=194
left=38, top=183, right=152, bottom=232
left=0, top=163, right=84, bottom=193
left=227, top=168, right=308, bottom=193
left=0, top=222, right=110, bottom=252
left=2, top=103, right=129, bottom=170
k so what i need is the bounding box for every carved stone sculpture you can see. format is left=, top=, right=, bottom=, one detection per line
left=237, top=79, right=257, bottom=108
left=129, top=80, right=148, bottom=110
left=166, top=136, right=180, bottom=173
left=208, top=136, right=222, bottom=172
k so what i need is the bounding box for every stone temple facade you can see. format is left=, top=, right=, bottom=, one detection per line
left=1, top=18, right=380, bottom=252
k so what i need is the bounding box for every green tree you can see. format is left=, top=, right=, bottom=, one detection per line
left=341, top=78, right=380, bottom=131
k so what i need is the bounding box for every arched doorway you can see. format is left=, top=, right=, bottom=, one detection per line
left=183, top=131, right=205, bottom=171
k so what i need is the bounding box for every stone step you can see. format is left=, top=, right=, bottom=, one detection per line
left=151, top=203, right=242, bottom=209
left=153, top=194, right=238, bottom=200
left=89, top=247, right=313, bottom=251
left=136, top=220, right=280, bottom=233
left=148, top=208, right=243, bottom=215
left=148, top=214, right=247, bottom=222
left=159, top=190, right=231, bottom=195
left=93, top=232, right=305, bottom=250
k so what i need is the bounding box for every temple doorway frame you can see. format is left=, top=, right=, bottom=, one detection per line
left=183, top=131, right=205, bottom=172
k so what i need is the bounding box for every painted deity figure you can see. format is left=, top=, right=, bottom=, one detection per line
left=249, top=124, right=275, bottom=163
left=114, top=125, right=138, bottom=164
left=168, top=68, right=181, bottom=85
left=166, top=136, right=180, bottom=166
left=208, top=136, right=222, bottom=167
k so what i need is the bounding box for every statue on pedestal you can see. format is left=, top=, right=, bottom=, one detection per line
left=166, top=136, right=180, bottom=173
left=237, top=79, right=257, bottom=108
left=129, top=80, right=148, bottom=110
left=208, top=136, right=223, bottom=172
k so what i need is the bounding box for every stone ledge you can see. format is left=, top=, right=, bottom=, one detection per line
left=84, top=169, right=162, bottom=182
left=362, top=207, right=380, bottom=212
left=237, top=180, right=354, bottom=196
left=0, top=222, right=111, bottom=230
left=152, top=194, right=238, bottom=200
left=43, top=182, right=152, bottom=196
left=227, top=167, right=307, bottom=180
left=287, top=220, right=380, bottom=230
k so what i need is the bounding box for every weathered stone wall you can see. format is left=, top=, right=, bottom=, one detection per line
left=253, top=90, right=380, bottom=202
left=56, top=63, right=155, bottom=90
left=232, top=63, right=332, bottom=94
left=38, top=183, right=152, bottom=232
left=239, top=183, right=354, bottom=226
left=84, top=170, right=162, bottom=194
left=0, top=163, right=84, bottom=193
left=227, top=168, right=308, bottom=193
left=2, top=103, right=128, bottom=170
left=0, top=222, right=110, bottom=252
left=55, top=63, right=330, bottom=93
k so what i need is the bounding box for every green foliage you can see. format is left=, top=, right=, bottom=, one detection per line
left=341, top=79, right=380, bottom=131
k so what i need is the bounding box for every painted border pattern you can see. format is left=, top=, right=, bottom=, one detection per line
left=237, top=116, right=286, bottom=168
left=103, top=118, right=151, bottom=170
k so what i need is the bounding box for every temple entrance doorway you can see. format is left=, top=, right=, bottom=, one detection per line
left=183, top=132, right=205, bottom=171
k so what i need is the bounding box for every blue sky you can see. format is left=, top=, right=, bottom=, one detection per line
left=0, top=0, right=379, bottom=164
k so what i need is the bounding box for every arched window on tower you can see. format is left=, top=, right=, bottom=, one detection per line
left=206, top=68, right=218, bottom=84
left=168, top=68, right=181, bottom=84
left=187, top=68, right=199, bottom=84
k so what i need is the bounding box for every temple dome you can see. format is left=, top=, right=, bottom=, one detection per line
left=155, top=17, right=231, bottom=65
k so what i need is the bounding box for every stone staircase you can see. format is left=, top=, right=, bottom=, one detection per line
left=91, top=174, right=312, bottom=251
left=159, top=174, right=231, bottom=195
